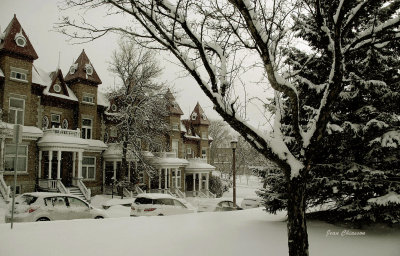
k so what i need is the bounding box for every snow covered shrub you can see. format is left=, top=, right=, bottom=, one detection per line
left=209, top=176, right=230, bottom=198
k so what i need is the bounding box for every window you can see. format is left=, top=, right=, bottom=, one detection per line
left=82, top=118, right=92, bottom=139
left=51, top=114, right=60, bottom=128
left=82, top=157, right=96, bottom=180
left=85, top=63, right=93, bottom=75
left=202, top=113, right=207, bottom=120
left=68, top=197, right=88, bottom=209
left=171, top=140, right=179, bottom=156
left=42, top=116, right=49, bottom=129
left=173, top=199, right=186, bottom=208
left=171, top=123, right=179, bottom=131
left=186, top=147, right=192, bottom=159
left=14, top=31, right=26, bottom=47
left=53, top=83, right=61, bottom=93
left=69, top=64, right=77, bottom=74
left=10, top=67, right=28, bottom=82
left=110, top=126, right=117, bottom=137
left=62, top=119, right=68, bottom=129
left=191, top=112, right=197, bottom=120
left=111, top=104, right=117, bottom=112
left=82, top=94, right=94, bottom=104
left=4, top=145, right=28, bottom=173
left=9, top=98, right=24, bottom=125
left=201, top=148, right=207, bottom=159
left=135, top=197, right=153, bottom=205
left=172, top=170, right=181, bottom=188
left=154, top=198, right=173, bottom=205
left=202, top=132, right=207, bottom=139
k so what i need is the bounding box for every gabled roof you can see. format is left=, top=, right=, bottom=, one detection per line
left=48, top=69, right=70, bottom=97
left=0, top=15, right=38, bottom=60
left=189, top=102, right=211, bottom=125
left=64, top=49, right=102, bottom=85
left=166, top=89, right=184, bottom=115
left=32, top=65, right=78, bottom=102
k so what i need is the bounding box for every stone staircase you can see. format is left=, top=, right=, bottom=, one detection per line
left=67, top=186, right=88, bottom=203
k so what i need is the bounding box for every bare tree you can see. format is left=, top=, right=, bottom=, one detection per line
left=57, top=1, right=400, bottom=255
left=108, top=38, right=169, bottom=186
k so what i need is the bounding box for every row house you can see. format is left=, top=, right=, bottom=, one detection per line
left=0, top=15, right=215, bottom=203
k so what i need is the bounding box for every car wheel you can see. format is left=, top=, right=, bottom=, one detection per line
left=36, top=217, right=50, bottom=222
left=95, top=216, right=104, bottom=219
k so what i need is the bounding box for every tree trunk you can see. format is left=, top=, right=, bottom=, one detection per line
left=121, top=140, right=129, bottom=179
left=287, top=176, right=309, bottom=256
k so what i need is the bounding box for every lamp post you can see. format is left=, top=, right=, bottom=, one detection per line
left=231, top=139, right=238, bottom=208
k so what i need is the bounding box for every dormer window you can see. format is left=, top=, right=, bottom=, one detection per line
left=14, top=29, right=26, bottom=47
left=111, top=104, right=117, bottom=112
left=191, top=112, right=197, bottom=120
left=69, top=63, right=78, bottom=75
left=53, top=83, right=61, bottom=93
left=85, top=63, right=93, bottom=76
left=82, top=93, right=94, bottom=104
left=10, top=67, right=28, bottom=82
left=202, top=114, right=207, bottom=120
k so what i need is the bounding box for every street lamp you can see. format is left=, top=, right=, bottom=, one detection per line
left=231, top=139, right=238, bottom=208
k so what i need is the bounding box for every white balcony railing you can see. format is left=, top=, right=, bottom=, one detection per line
left=43, top=127, right=81, bottom=138
left=38, top=179, right=58, bottom=191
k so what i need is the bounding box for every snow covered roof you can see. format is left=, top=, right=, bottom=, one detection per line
left=151, top=152, right=189, bottom=167
left=185, top=158, right=215, bottom=172
left=0, top=122, right=43, bottom=140
left=103, top=143, right=137, bottom=160
left=180, top=121, right=187, bottom=133
left=0, top=67, right=4, bottom=77
left=184, top=134, right=201, bottom=140
left=97, top=91, right=110, bottom=107
left=32, top=65, right=78, bottom=102
left=135, top=193, right=176, bottom=200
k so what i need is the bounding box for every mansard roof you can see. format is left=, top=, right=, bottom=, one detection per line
left=166, top=89, right=184, bottom=115
left=189, top=102, right=210, bottom=125
left=64, top=49, right=102, bottom=85
left=0, top=15, right=38, bottom=60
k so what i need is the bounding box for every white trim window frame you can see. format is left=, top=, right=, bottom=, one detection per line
left=82, top=157, right=96, bottom=180
left=82, top=93, right=95, bottom=105
left=171, top=123, right=179, bottom=131
left=51, top=114, right=61, bottom=128
left=201, top=131, right=207, bottom=139
left=186, top=147, right=192, bottom=159
left=9, top=97, right=25, bottom=125
left=201, top=148, right=207, bottom=159
left=171, top=139, right=179, bottom=156
left=82, top=118, right=93, bottom=139
left=10, top=67, right=28, bottom=83
left=4, top=144, right=28, bottom=173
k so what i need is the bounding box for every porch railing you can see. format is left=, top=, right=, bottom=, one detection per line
left=135, top=185, right=144, bottom=194
left=57, top=180, right=69, bottom=194
left=0, top=173, right=10, bottom=202
left=172, top=188, right=186, bottom=199
left=123, top=187, right=133, bottom=198
left=43, top=127, right=81, bottom=138
left=77, top=179, right=91, bottom=202
left=38, top=179, right=58, bottom=192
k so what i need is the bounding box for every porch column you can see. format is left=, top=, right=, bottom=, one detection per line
left=175, top=169, right=178, bottom=188
left=102, top=160, right=105, bottom=188
left=56, top=150, right=61, bottom=179
left=48, top=150, right=53, bottom=179
left=38, top=150, right=42, bottom=178
left=164, top=168, right=168, bottom=189
left=206, top=172, right=209, bottom=190
left=148, top=175, right=151, bottom=191
left=193, top=173, right=195, bottom=192
left=183, top=173, right=186, bottom=191
left=113, top=161, right=117, bottom=180
left=198, top=173, right=202, bottom=191
left=158, top=169, right=161, bottom=189
left=77, top=151, right=83, bottom=179
left=0, top=137, right=5, bottom=171
left=72, top=152, right=76, bottom=178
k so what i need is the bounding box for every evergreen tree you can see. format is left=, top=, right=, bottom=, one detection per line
left=260, top=0, right=400, bottom=225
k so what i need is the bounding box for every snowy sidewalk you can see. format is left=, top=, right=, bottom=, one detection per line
left=1, top=208, right=399, bottom=256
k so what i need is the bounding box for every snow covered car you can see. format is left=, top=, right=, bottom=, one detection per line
left=130, top=193, right=195, bottom=216
left=198, top=199, right=243, bottom=212
left=102, top=198, right=137, bottom=210
left=5, top=192, right=107, bottom=222
left=240, top=197, right=263, bottom=209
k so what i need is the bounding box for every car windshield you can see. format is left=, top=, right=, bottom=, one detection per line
left=16, top=195, right=38, bottom=205
left=135, top=197, right=153, bottom=205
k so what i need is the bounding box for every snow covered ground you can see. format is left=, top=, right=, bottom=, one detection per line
left=0, top=176, right=399, bottom=256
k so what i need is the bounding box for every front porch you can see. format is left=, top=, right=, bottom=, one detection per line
left=37, top=127, right=107, bottom=202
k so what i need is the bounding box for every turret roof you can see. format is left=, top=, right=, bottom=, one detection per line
left=64, top=49, right=102, bottom=85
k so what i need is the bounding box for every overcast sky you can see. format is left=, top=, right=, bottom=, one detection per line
left=1, top=0, right=273, bottom=130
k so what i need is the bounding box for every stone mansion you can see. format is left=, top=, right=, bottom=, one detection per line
left=0, top=15, right=215, bottom=203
